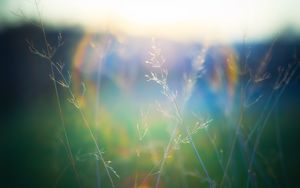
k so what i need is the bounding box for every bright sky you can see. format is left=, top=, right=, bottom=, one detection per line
left=1, top=0, right=300, bottom=41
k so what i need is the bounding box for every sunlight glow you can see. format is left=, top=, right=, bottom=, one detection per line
left=2, top=0, right=300, bottom=41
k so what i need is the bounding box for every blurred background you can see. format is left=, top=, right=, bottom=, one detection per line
left=1, top=0, right=300, bottom=187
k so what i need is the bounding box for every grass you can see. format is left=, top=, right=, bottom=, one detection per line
left=27, top=1, right=119, bottom=187
left=24, top=2, right=300, bottom=188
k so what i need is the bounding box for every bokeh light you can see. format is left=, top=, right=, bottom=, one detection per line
left=2, top=0, right=300, bottom=187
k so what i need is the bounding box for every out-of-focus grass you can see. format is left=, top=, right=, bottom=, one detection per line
left=2, top=21, right=300, bottom=187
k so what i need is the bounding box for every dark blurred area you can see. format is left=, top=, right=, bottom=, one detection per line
left=0, top=25, right=84, bottom=187
left=1, top=24, right=300, bottom=188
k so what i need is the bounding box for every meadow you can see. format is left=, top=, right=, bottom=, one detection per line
left=2, top=2, right=300, bottom=188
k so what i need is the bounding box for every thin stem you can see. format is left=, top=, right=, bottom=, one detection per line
left=246, top=62, right=300, bottom=188
left=220, top=88, right=245, bottom=188
left=155, top=126, right=179, bottom=188
left=33, top=1, right=118, bottom=187
left=34, top=1, right=82, bottom=186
